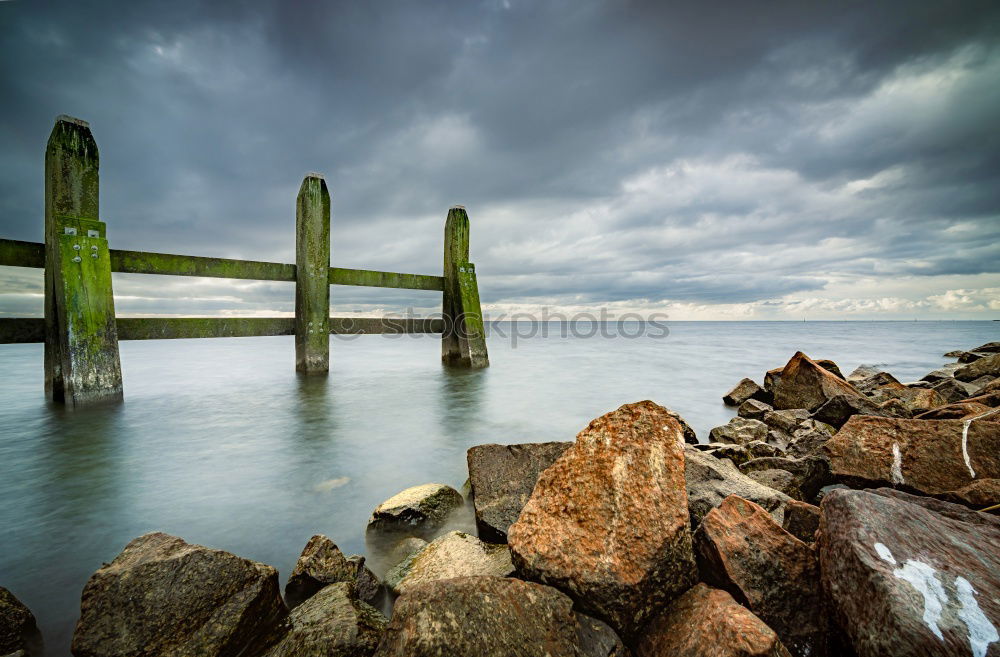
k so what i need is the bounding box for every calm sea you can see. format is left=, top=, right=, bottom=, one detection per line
left=0, top=320, right=996, bottom=654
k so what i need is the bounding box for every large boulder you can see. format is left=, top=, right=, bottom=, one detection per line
left=285, top=535, right=380, bottom=609
left=635, top=583, right=792, bottom=657
left=374, top=576, right=581, bottom=657
left=932, top=377, right=978, bottom=403
left=773, top=352, right=865, bottom=412
left=71, top=532, right=287, bottom=657
left=824, top=416, right=1000, bottom=497
left=723, top=378, right=767, bottom=406
left=709, top=417, right=768, bottom=445
left=956, top=353, right=1000, bottom=381
left=508, top=401, right=697, bottom=636
left=366, top=483, right=464, bottom=537
left=466, top=442, right=572, bottom=543
left=693, top=496, right=828, bottom=657
left=819, top=488, right=1000, bottom=657
left=684, top=446, right=792, bottom=527
left=264, top=582, right=386, bottom=657
left=384, top=530, right=514, bottom=595
left=1, top=587, right=41, bottom=657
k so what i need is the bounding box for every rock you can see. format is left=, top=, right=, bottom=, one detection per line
left=878, top=396, right=912, bottom=417
left=386, top=536, right=428, bottom=566
left=819, top=488, right=1000, bottom=657
left=853, top=371, right=906, bottom=395
left=824, top=416, right=1000, bottom=496
left=921, top=362, right=962, bottom=382
left=766, top=428, right=793, bottom=451
left=944, top=350, right=965, bottom=358
left=665, top=407, right=700, bottom=444
left=684, top=446, right=792, bottom=526
left=939, top=479, right=1000, bottom=508
left=508, top=401, right=697, bottom=636
left=932, top=377, right=977, bottom=403
left=466, top=441, right=573, bottom=543
left=693, top=496, right=827, bottom=657
left=374, top=576, right=581, bottom=657
left=384, top=530, right=514, bottom=595
left=285, top=535, right=380, bottom=609
left=723, top=378, right=766, bottom=406
left=740, top=455, right=831, bottom=502
left=781, top=500, right=820, bottom=543
left=763, top=408, right=811, bottom=434
left=813, top=393, right=887, bottom=428
left=746, top=469, right=801, bottom=499
left=915, top=401, right=993, bottom=420
left=1, top=587, right=41, bottom=657
left=702, top=441, right=784, bottom=466
left=958, top=351, right=990, bottom=363
left=785, top=420, right=836, bottom=459
left=847, top=364, right=882, bottom=381
left=764, top=367, right=783, bottom=394
left=71, top=532, right=287, bottom=657
left=709, top=417, right=768, bottom=445
left=972, top=341, right=1000, bottom=353
left=774, top=352, right=865, bottom=412
left=905, top=379, right=933, bottom=389
left=264, top=582, right=385, bottom=657
left=574, top=613, right=628, bottom=657
left=815, top=359, right=845, bottom=379
left=974, top=377, right=1000, bottom=395
left=956, top=353, right=1000, bottom=381
left=971, top=375, right=998, bottom=394
left=635, top=583, right=792, bottom=657
left=366, top=483, right=464, bottom=537
left=738, top=398, right=773, bottom=420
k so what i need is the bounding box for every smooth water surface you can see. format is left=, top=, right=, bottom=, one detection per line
left=0, top=321, right=996, bottom=654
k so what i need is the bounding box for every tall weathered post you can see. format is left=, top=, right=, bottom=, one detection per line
left=441, top=205, right=488, bottom=368
left=294, top=173, right=331, bottom=373
left=44, top=115, right=123, bottom=406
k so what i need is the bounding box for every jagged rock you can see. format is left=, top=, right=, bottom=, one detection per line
left=939, top=479, right=1000, bottom=508
left=932, top=377, right=977, bottom=403
left=815, top=359, right=845, bottom=380
left=813, top=394, right=887, bottom=428
left=764, top=367, right=783, bottom=394
left=763, top=408, right=811, bottom=434
left=665, top=407, right=700, bottom=445
left=264, top=582, right=386, bottom=657
left=958, top=351, right=989, bottom=363
left=709, top=417, right=768, bottom=445
left=956, top=353, right=1000, bottom=381
left=366, top=483, right=464, bottom=537
left=724, top=378, right=766, bottom=406
left=785, top=420, right=836, bottom=459
left=972, top=341, right=1000, bottom=353
left=915, top=400, right=992, bottom=420
left=766, top=428, right=793, bottom=451
left=384, top=530, right=514, bottom=595
left=824, top=416, right=1000, bottom=496
left=905, top=379, right=933, bottom=389
left=71, top=532, right=287, bottom=657
left=921, top=362, right=962, bottom=382
left=972, top=375, right=999, bottom=394
left=774, top=352, right=865, bottom=412
left=701, top=441, right=784, bottom=466
left=574, top=613, right=628, bottom=657
left=739, top=456, right=831, bottom=502
left=847, top=364, right=882, bottom=381
left=853, top=371, right=906, bottom=395
left=738, top=398, right=773, bottom=420
left=374, top=576, right=580, bottom=657
left=819, top=488, right=1000, bottom=657
left=1, top=587, right=41, bottom=657
left=466, top=442, right=573, bottom=543
left=782, top=500, right=820, bottom=543
left=635, top=583, right=792, bottom=657
left=694, top=496, right=827, bottom=657
left=746, top=469, right=801, bottom=499
left=509, top=401, right=697, bottom=636
left=285, top=535, right=380, bottom=609
left=878, top=396, right=912, bottom=418
left=684, top=446, right=792, bottom=526
left=944, top=350, right=965, bottom=358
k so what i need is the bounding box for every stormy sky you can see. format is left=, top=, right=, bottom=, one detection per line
left=1, top=0, right=998, bottom=320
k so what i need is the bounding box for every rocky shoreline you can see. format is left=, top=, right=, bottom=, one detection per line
left=2, top=343, right=999, bottom=656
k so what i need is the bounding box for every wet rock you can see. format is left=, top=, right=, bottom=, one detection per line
left=375, top=576, right=580, bottom=657
left=509, top=401, right=697, bottom=636
left=466, top=441, right=573, bottom=543
left=71, top=532, right=287, bottom=657
left=773, top=352, right=865, bottom=412
left=366, top=483, right=464, bottom=537
left=932, top=377, right=977, bottom=403
left=738, top=398, right=773, bottom=420
left=264, top=582, right=386, bottom=657
left=384, top=530, right=514, bottom=595
left=781, top=500, right=820, bottom=543
left=921, top=362, right=962, bottom=382
left=709, top=417, right=768, bottom=445
left=763, top=408, right=811, bottom=434
left=813, top=393, right=888, bottom=428
left=684, top=446, right=792, bottom=527
left=819, top=488, right=1000, bottom=657
left=635, top=583, right=791, bottom=657
left=824, top=416, right=1000, bottom=496
left=694, top=496, right=827, bottom=657
left=285, top=535, right=380, bottom=609
left=746, top=469, right=801, bottom=499
left=740, top=455, right=831, bottom=502
left=956, top=353, right=1000, bottom=381
left=1, top=587, right=41, bottom=657
left=724, top=378, right=766, bottom=406
left=574, top=613, right=629, bottom=657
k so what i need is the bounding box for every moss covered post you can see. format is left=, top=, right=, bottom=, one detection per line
left=44, top=115, right=123, bottom=406
left=294, top=173, right=331, bottom=373
left=441, top=205, right=489, bottom=368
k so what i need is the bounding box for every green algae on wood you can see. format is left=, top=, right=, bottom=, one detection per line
left=295, top=174, right=331, bottom=374
left=442, top=206, right=470, bottom=366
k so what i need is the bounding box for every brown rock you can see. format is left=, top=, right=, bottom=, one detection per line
left=773, top=352, right=865, bottom=412
left=739, top=455, right=831, bottom=502
left=813, top=393, right=888, bottom=428
left=785, top=421, right=836, bottom=459
left=285, top=535, right=380, bottom=609
left=1, top=587, right=41, bottom=657
left=508, top=401, right=697, bottom=636
left=71, top=532, right=287, bottom=657
left=635, top=583, right=791, bottom=657
left=958, top=351, right=990, bottom=363
left=684, top=446, right=792, bottom=527
left=938, top=478, right=1000, bottom=508
left=914, top=401, right=992, bottom=420
left=264, top=582, right=386, bottom=657
left=701, top=441, right=784, bottom=466
left=738, top=398, right=774, bottom=420
left=815, top=359, right=845, bottom=380
left=384, top=530, right=513, bottom=595
left=746, top=469, right=801, bottom=499
left=921, top=363, right=962, bottom=382
left=932, top=377, right=977, bottom=403
left=693, top=496, right=827, bottom=657
left=724, top=378, right=766, bottom=406
left=956, top=353, right=1000, bottom=381
left=972, top=341, right=1000, bottom=353
left=824, top=416, right=1000, bottom=495
left=846, top=365, right=882, bottom=381
left=763, top=408, right=811, bottom=434
left=709, top=417, right=768, bottom=445
left=764, top=367, right=783, bottom=394
left=819, top=488, right=1000, bottom=657
left=853, top=371, right=906, bottom=395
left=781, top=500, right=820, bottom=543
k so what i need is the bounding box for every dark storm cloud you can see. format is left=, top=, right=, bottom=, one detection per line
left=1, top=0, right=998, bottom=317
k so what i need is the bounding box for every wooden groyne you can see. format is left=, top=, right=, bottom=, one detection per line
left=0, top=115, right=488, bottom=407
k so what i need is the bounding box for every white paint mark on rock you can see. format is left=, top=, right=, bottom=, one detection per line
left=875, top=543, right=947, bottom=640
left=874, top=542, right=896, bottom=565
left=891, top=443, right=905, bottom=485
left=961, top=419, right=976, bottom=479
left=955, top=576, right=999, bottom=657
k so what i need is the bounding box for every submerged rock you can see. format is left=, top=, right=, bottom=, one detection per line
left=684, top=446, right=791, bottom=527
left=285, top=535, right=380, bottom=609
left=773, top=352, right=864, bottom=412
left=819, top=488, right=1000, bottom=657
left=1, top=587, right=41, bottom=657
left=264, top=582, right=386, bottom=657
left=466, top=441, right=572, bottom=543
left=509, top=401, right=697, bottom=637
left=384, top=530, right=513, bottom=595
left=71, top=532, right=287, bottom=657
left=366, top=483, right=464, bottom=537
left=635, top=583, right=792, bottom=657
left=709, top=417, right=768, bottom=445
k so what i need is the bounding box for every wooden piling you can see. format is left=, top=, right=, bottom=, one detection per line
left=442, top=206, right=488, bottom=368
left=44, top=115, right=123, bottom=406
left=294, top=173, right=331, bottom=373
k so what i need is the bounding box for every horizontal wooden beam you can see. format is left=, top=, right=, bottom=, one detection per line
left=110, top=249, right=297, bottom=281
left=330, top=267, right=444, bottom=291
left=0, top=239, right=45, bottom=269
left=0, top=318, right=44, bottom=343
left=329, top=317, right=444, bottom=334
